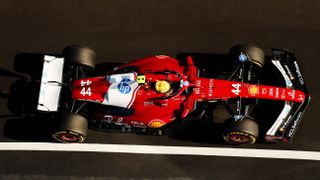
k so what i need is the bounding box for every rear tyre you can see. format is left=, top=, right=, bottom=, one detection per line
left=63, top=45, right=96, bottom=68
left=230, top=45, right=265, bottom=68
left=52, top=113, right=88, bottom=143
left=223, top=117, right=259, bottom=145
left=62, top=46, right=96, bottom=88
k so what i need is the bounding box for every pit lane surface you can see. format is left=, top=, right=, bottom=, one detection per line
left=0, top=0, right=319, bottom=179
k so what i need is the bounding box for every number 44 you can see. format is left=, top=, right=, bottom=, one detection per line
left=231, top=84, right=241, bottom=95
left=80, top=87, right=92, bottom=96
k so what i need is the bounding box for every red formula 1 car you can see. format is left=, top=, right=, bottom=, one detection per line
left=37, top=45, right=310, bottom=144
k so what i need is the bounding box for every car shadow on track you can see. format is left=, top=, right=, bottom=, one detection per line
left=168, top=119, right=227, bottom=144
left=3, top=116, right=55, bottom=142
left=0, top=53, right=55, bottom=142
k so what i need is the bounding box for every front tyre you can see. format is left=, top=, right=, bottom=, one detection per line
left=223, top=117, right=259, bottom=145
left=230, top=44, right=265, bottom=68
left=52, top=113, right=88, bottom=143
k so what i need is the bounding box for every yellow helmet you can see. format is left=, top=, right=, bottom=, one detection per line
left=155, top=80, right=171, bottom=93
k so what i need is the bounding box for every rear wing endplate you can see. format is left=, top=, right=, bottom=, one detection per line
left=37, top=55, right=64, bottom=112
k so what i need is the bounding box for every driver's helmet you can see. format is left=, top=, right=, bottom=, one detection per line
left=155, top=80, right=171, bottom=94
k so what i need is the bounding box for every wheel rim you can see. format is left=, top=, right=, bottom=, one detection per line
left=53, top=131, right=84, bottom=143
left=59, top=133, right=79, bottom=142
left=224, top=131, right=256, bottom=144
left=229, top=133, right=250, bottom=143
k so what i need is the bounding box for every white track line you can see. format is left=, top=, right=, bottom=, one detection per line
left=0, top=142, right=319, bottom=161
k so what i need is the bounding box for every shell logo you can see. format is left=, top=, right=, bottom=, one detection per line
left=148, top=119, right=166, bottom=128
left=248, top=85, right=259, bottom=96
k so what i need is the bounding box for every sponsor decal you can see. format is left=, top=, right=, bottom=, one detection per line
left=294, top=61, right=304, bottom=85
left=275, top=88, right=279, bottom=98
left=284, top=65, right=295, bottom=80
left=288, top=112, right=302, bottom=137
left=80, top=80, right=92, bottom=87
left=231, top=83, right=241, bottom=95
left=78, top=99, right=100, bottom=103
left=261, top=88, right=267, bottom=95
left=208, top=79, right=214, bottom=97
left=130, top=121, right=146, bottom=128
left=194, top=80, right=202, bottom=95
left=117, top=79, right=132, bottom=94
left=269, top=88, right=274, bottom=96
left=288, top=90, right=296, bottom=99
left=248, top=85, right=259, bottom=96
left=280, top=115, right=292, bottom=132
left=281, top=89, right=286, bottom=99
left=144, top=101, right=154, bottom=106
left=148, top=119, right=166, bottom=128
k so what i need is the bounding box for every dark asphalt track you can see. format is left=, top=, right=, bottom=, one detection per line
left=0, top=0, right=319, bottom=179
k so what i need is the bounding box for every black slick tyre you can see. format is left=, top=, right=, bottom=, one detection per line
left=230, top=45, right=265, bottom=68
left=52, top=113, right=88, bottom=143
left=63, top=45, right=96, bottom=68
left=223, top=117, right=259, bottom=145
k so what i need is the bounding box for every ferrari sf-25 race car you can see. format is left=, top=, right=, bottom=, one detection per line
left=37, top=45, right=310, bottom=144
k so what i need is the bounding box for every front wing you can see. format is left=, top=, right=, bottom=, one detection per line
left=265, top=49, right=310, bottom=142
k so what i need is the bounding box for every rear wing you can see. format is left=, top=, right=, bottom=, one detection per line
left=265, top=49, right=310, bottom=142
left=37, top=55, right=64, bottom=112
